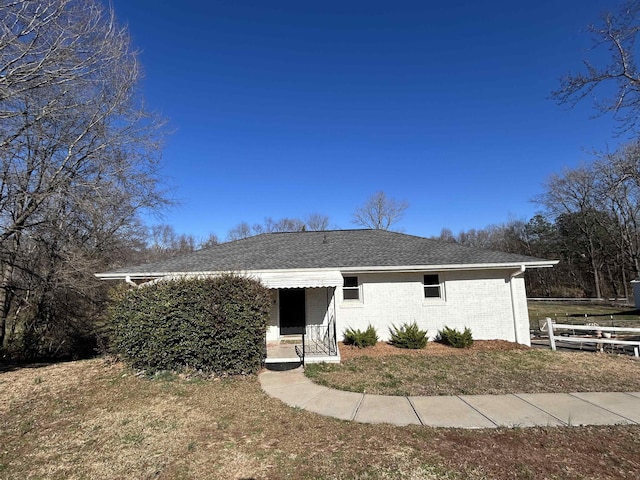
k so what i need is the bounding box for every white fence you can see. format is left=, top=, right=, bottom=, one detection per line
left=545, top=318, right=640, bottom=357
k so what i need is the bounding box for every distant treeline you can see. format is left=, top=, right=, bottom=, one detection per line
left=435, top=144, right=640, bottom=299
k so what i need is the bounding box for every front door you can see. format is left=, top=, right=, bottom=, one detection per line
left=279, top=289, right=305, bottom=335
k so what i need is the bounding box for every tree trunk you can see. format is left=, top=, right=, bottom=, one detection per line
left=589, top=238, right=602, bottom=299
left=0, top=262, right=14, bottom=351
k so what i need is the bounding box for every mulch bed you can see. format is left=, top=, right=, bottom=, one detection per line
left=338, top=339, right=529, bottom=361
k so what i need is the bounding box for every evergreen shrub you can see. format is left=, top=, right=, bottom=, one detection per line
left=110, top=274, right=271, bottom=375
left=388, top=321, right=428, bottom=349
left=436, top=326, right=474, bottom=348
left=343, top=325, right=378, bottom=348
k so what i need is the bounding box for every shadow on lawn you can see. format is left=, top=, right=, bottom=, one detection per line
left=0, top=357, right=88, bottom=373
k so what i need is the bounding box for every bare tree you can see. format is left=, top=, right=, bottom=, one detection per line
left=352, top=191, right=409, bottom=230
left=139, top=225, right=219, bottom=258
left=147, top=225, right=196, bottom=259
left=436, top=228, right=456, bottom=243
left=552, top=1, right=640, bottom=133
left=545, top=145, right=640, bottom=296
left=198, top=232, right=219, bottom=249
left=534, top=165, right=602, bottom=298
left=227, top=222, right=254, bottom=241
left=259, top=217, right=306, bottom=234
left=227, top=214, right=332, bottom=240
left=0, top=0, right=167, bottom=355
left=593, top=143, right=640, bottom=294
left=304, top=213, right=330, bottom=231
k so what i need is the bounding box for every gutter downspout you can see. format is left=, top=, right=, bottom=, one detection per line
left=509, top=265, right=526, bottom=344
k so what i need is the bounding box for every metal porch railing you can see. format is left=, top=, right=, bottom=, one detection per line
left=295, top=310, right=338, bottom=364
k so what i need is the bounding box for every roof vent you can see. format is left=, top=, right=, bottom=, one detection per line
left=322, top=234, right=328, bottom=244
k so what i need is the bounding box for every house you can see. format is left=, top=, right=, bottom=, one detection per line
left=96, top=229, right=557, bottom=363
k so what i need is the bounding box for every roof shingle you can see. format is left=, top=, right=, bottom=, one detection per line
left=99, top=229, right=555, bottom=276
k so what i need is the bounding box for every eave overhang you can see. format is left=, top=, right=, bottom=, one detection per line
left=95, top=260, right=559, bottom=283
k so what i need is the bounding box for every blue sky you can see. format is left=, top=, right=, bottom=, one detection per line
left=111, top=0, right=627, bottom=240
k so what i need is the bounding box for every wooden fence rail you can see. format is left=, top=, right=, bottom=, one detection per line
left=545, top=318, right=640, bottom=358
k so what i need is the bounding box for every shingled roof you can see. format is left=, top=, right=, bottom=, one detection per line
left=97, top=229, right=556, bottom=279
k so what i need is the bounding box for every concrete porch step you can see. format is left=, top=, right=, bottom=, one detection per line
left=279, top=335, right=303, bottom=344
left=265, top=343, right=301, bottom=364
left=265, top=337, right=341, bottom=366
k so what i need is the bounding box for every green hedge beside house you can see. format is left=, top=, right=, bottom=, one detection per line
left=110, top=274, right=271, bottom=375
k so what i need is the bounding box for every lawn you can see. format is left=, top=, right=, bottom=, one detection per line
left=305, top=342, right=640, bottom=396
left=1, top=359, right=639, bottom=479
left=528, top=300, right=640, bottom=330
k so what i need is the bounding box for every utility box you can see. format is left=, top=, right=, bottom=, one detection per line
left=632, top=280, right=640, bottom=309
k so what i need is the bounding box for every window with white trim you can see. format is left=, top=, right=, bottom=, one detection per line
left=343, top=276, right=360, bottom=300
left=423, top=274, right=442, bottom=298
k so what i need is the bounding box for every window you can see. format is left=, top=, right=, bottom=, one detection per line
left=423, top=274, right=441, bottom=298
left=343, top=276, right=360, bottom=300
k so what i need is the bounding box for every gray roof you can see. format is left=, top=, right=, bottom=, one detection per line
left=98, top=229, right=555, bottom=277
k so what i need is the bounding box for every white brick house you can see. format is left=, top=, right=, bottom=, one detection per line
left=97, top=229, right=557, bottom=363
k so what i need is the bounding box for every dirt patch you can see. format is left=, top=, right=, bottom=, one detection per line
left=339, top=339, right=527, bottom=361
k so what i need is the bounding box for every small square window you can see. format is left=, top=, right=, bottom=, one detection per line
left=423, top=274, right=441, bottom=298
left=344, top=276, right=358, bottom=288
left=343, top=276, right=360, bottom=300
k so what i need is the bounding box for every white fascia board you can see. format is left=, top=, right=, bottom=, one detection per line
left=95, top=272, right=169, bottom=280
left=95, top=261, right=558, bottom=281
left=94, top=267, right=343, bottom=281
left=95, top=270, right=254, bottom=280
left=338, top=260, right=558, bottom=274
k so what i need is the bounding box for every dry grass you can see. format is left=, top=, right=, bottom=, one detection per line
left=305, top=341, right=640, bottom=396
left=528, top=301, right=640, bottom=329
left=1, top=359, right=640, bottom=479
left=339, top=339, right=529, bottom=361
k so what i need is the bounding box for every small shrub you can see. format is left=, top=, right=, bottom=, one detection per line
left=388, top=322, right=428, bottom=349
left=436, top=326, right=474, bottom=348
left=343, top=325, right=378, bottom=348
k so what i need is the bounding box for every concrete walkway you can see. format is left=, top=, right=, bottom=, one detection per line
left=259, top=367, right=640, bottom=429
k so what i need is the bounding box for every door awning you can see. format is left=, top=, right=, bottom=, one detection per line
left=255, top=270, right=343, bottom=289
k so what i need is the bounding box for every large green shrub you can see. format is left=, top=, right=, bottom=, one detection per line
left=110, top=274, right=271, bottom=375
left=343, top=325, right=378, bottom=348
left=389, top=321, right=428, bottom=349
left=436, top=326, right=474, bottom=348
